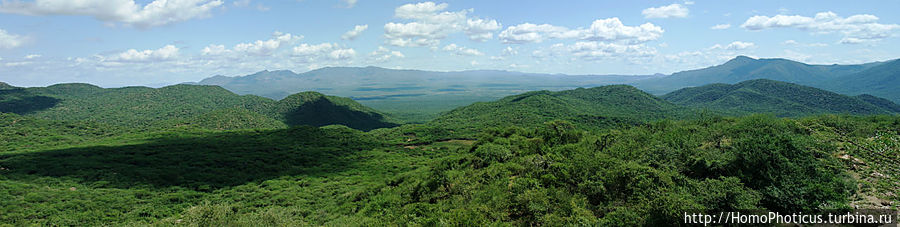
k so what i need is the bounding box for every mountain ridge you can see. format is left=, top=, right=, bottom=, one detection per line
left=661, top=79, right=900, bottom=117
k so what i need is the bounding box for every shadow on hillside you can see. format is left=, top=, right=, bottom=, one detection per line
left=0, top=89, right=60, bottom=114
left=0, top=126, right=379, bottom=190
left=284, top=98, right=399, bottom=131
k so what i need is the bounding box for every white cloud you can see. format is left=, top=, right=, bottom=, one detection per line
left=465, top=18, right=501, bottom=41
left=201, top=44, right=228, bottom=55
left=25, top=54, right=41, bottom=59
left=499, top=18, right=663, bottom=44
left=328, top=48, right=356, bottom=60
left=442, top=43, right=484, bottom=56
left=342, top=0, right=358, bottom=8
left=0, top=0, right=224, bottom=28
left=567, top=41, right=657, bottom=61
left=498, top=23, right=575, bottom=44
left=233, top=32, right=301, bottom=56
left=741, top=11, right=900, bottom=43
left=709, top=41, right=755, bottom=50
left=291, top=42, right=355, bottom=61
left=369, top=46, right=404, bottom=62
left=580, top=18, right=664, bottom=43
left=642, top=4, right=689, bottom=19
left=502, top=46, right=518, bottom=56
left=384, top=2, right=498, bottom=46
left=710, top=24, right=731, bottom=30
left=292, top=43, right=336, bottom=56
left=0, top=29, right=26, bottom=49
left=109, top=45, right=179, bottom=62
left=341, top=24, right=368, bottom=40
left=783, top=40, right=799, bottom=45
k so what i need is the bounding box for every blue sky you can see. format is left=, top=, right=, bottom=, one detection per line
left=0, top=0, right=898, bottom=87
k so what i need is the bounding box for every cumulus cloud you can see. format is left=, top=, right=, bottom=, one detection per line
left=642, top=4, right=689, bottom=19
left=328, top=48, right=356, bottom=60
left=465, top=18, right=501, bottom=41
left=290, top=42, right=356, bottom=61
left=709, top=41, right=755, bottom=50
left=384, top=2, right=500, bottom=46
left=233, top=32, right=301, bottom=56
left=0, top=0, right=224, bottom=28
left=741, top=11, right=900, bottom=43
left=369, top=46, right=404, bottom=62
left=498, top=18, right=663, bottom=44
left=24, top=54, right=41, bottom=59
left=442, top=43, right=483, bottom=56
left=498, top=23, right=576, bottom=44
left=710, top=24, right=731, bottom=30
left=580, top=18, right=664, bottom=43
left=0, top=29, right=26, bottom=49
left=341, top=24, right=368, bottom=40
left=567, top=41, right=657, bottom=60
left=108, top=45, right=179, bottom=62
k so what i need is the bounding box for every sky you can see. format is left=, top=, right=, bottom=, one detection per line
left=0, top=0, right=898, bottom=87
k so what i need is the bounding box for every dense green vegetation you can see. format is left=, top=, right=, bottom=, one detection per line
left=0, top=83, right=397, bottom=131
left=662, top=79, right=900, bottom=117
left=431, top=85, right=690, bottom=135
left=632, top=56, right=888, bottom=97
left=271, top=92, right=399, bottom=131
left=1, top=80, right=898, bottom=225
left=826, top=59, right=900, bottom=103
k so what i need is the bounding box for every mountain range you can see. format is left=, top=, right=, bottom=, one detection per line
left=188, top=56, right=900, bottom=122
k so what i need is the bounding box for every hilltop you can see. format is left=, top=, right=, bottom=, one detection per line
left=0, top=83, right=397, bottom=131
left=430, top=84, right=688, bottom=133
left=633, top=56, right=886, bottom=94
left=824, top=59, right=900, bottom=103
left=662, top=79, right=899, bottom=117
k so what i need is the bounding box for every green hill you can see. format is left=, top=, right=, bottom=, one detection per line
left=825, top=59, right=900, bottom=103
left=0, top=83, right=398, bottom=131
left=632, top=56, right=884, bottom=95
left=269, top=91, right=400, bottom=131
left=662, top=79, right=899, bottom=117
left=430, top=85, right=688, bottom=133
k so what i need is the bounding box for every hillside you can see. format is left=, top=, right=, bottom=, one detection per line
left=430, top=85, right=689, bottom=133
left=825, top=59, right=900, bottom=103
left=662, top=79, right=899, bottom=117
left=0, top=83, right=398, bottom=131
left=633, top=56, right=882, bottom=95
left=269, top=92, right=400, bottom=131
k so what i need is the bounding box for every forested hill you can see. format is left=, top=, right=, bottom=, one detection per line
left=270, top=92, right=399, bottom=131
left=662, top=79, right=900, bottom=117
left=0, top=83, right=398, bottom=131
left=824, top=59, right=900, bottom=103
left=632, top=56, right=898, bottom=103
left=429, top=84, right=690, bottom=133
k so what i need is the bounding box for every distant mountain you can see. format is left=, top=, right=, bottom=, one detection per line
left=0, top=83, right=398, bottom=131
left=633, top=56, right=884, bottom=95
left=661, top=79, right=899, bottom=117
left=824, top=59, right=900, bottom=103
left=192, top=66, right=663, bottom=122
left=430, top=85, right=689, bottom=133
left=196, top=67, right=661, bottom=100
